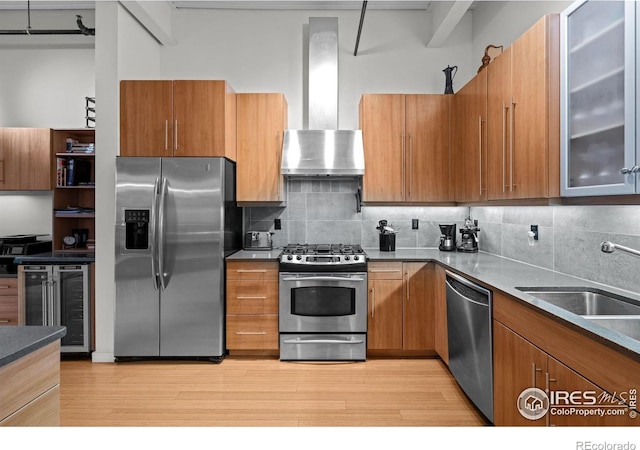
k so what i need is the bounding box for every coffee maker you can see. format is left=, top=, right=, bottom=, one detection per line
left=438, top=224, right=457, bottom=251
left=457, top=218, right=480, bottom=253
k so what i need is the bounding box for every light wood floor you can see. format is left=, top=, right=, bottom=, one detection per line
left=60, top=356, right=488, bottom=426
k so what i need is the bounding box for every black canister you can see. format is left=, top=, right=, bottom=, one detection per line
left=379, top=233, right=396, bottom=252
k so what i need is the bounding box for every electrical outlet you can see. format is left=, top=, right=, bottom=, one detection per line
left=412, top=219, right=419, bottom=230
left=274, top=219, right=281, bottom=230
left=530, top=225, right=539, bottom=240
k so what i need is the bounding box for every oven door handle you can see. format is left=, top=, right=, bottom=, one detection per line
left=281, top=276, right=366, bottom=282
left=282, top=338, right=365, bottom=345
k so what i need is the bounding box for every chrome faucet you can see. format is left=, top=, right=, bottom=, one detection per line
left=600, top=241, right=640, bottom=258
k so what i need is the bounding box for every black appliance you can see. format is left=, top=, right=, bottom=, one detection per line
left=278, top=244, right=368, bottom=361
left=439, top=224, right=457, bottom=251
left=458, top=219, right=480, bottom=253
left=0, top=235, right=52, bottom=275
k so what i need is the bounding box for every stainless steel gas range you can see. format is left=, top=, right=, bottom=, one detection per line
left=278, top=244, right=368, bottom=361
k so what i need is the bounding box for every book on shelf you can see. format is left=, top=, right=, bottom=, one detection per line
left=54, top=206, right=95, bottom=215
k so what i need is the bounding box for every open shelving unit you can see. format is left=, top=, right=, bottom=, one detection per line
left=51, top=129, right=95, bottom=253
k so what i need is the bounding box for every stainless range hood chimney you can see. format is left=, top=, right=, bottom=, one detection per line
left=281, top=17, right=365, bottom=177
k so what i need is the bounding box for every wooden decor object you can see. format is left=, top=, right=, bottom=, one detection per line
left=478, top=44, right=504, bottom=73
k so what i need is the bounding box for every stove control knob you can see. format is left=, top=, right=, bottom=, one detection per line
left=287, top=255, right=293, bottom=261
left=344, top=256, right=350, bottom=261
left=353, top=255, right=359, bottom=261
left=296, top=255, right=302, bottom=260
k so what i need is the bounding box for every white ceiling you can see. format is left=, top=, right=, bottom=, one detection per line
left=0, top=1, right=432, bottom=10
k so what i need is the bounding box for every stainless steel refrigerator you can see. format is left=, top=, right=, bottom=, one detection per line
left=114, top=157, right=241, bottom=361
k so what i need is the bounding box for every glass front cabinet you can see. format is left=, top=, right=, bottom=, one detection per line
left=560, top=0, right=638, bottom=196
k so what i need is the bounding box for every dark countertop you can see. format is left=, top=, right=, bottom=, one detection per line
left=0, top=326, right=66, bottom=368
left=226, top=247, right=640, bottom=359
left=14, top=251, right=95, bottom=264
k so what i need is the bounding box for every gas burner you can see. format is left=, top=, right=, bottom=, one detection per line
left=279, top=244, right=367, bottom=272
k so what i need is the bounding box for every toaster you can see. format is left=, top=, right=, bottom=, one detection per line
left=244, top=231, right=273, bottom=250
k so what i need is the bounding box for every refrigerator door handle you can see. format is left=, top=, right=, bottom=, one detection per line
left=41, top=279, right=47, bottom=325
left=49, top=278, right=57, bottom=326
left=158, top=176, right=168, bottom=290
left=150, top=177, right=160, bottom=291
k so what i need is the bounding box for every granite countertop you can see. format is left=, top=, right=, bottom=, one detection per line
left=365, top=248, right=640, bottom=360
left=0, top=326, right=66, bottom=368
left=14, top=251, right=95, bottom=264
left=224, top=246, right=640, bottom=358
left=227, top=249, right=283, bottom=261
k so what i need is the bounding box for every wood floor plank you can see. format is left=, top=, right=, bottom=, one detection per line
left=60, top=356, right=487, bottom=426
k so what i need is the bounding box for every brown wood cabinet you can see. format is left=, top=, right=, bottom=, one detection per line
left=225, top=261, right=278, bottom=352
left=453, top=69, right=487, bottom=202
left=367, top=261, right=434, bottom=353
left=494, top=320, right=636, bottom=426
left=493, top=291, right=638, bottom=426
left=486, top=14, right=560, bottom=200
left=0, top=128, right=52, bottom=191
left=359, top=94, right=451, bottom=203
left=433, top=264, right=448, bottom=364
left=0, top=278, right=18, bottom=326
left=236, top=93, right=287, bottom=203
left=0, top=341, right=60, bottom=426
left=120, top=80, right=237, bottom=159
left=51, top=129, right=95, bottom=253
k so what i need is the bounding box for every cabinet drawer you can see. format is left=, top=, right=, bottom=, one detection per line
left=227, top=280, right=278, bottom=314
left=0, top=385, right=59, bottom=427
left=226, top=315, right=279, bottom=350
left=368, top=262, right=403, bottom=280
left=0, top=296, right=18, bottom=325
left=226, top=261, right=278, bottom=281
left=0, top=278, right=18, bottom=297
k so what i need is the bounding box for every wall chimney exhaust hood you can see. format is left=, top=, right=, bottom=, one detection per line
left=281, top=17, right=365, bottom=178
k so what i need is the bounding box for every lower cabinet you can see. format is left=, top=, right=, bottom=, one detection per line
left=493, top=294, right=638, bottom=426
left=433, top=264, right=448, bottom=364
left=226, top=261, right=279, bottom=352
left=0, top=278, right=18, bottom=326
left=367, top=261, right=434, bottom=353
left=0, top=341, right=60, bottom=426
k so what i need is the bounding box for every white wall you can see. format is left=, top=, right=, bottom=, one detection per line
left=161, top=8, right=472, bottom=129
left=92, top=1, right=162, bottom=362
left=0, top=193, right=52, bottom=237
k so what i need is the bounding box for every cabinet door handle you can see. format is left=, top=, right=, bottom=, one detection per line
left=405, top=270, right=410, bottom=301
left=0, top=319, right=10, bottom=323
left=408, top=133, right=413, bottom=199
left=276, top=131, right=282, bottom=200
left=545, top=372, right=556, bottom=426
left=236, top=269, right=267, bottom=273
left=236, top=296, right=267, bottom=300
left=370, top=287, right=375, bottom=318
left=165, top=120, right=169, bottom=151
left=370, top=269, right=402, bottom=273
left=174, top=120, right=178, bottom=150
left=0, top=160, right=4, bottom=183
left=401, top=132, right=406, bottom=200
left=531, top=362, right=542, bottom=388
left=236, top=331, right=267, bottom=335
left=478, top=116, right=484, bottom=195
left=509, top=98, right=515, bottom=192
left=0, top=285, right=9, bottom=289
left=502, top=103, right=508, bottom=192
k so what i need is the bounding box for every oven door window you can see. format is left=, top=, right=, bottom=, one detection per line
left=291, top=286, right=355, bottom=316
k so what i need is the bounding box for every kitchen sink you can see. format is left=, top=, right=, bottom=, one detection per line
left=583, top=317, right=640, bottom=341
left=515, top=287, right=640, bottom=316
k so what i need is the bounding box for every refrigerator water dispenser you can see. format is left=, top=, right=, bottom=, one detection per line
left=125, top=209, right=150, bottom=250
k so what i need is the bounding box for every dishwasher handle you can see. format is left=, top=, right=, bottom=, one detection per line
left=445, top=270, right=491, bottom=307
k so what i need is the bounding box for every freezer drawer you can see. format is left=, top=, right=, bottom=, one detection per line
left=279, top=333, right=366, bottom=361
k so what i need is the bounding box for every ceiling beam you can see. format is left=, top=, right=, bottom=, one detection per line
left=119, top=1, right=175, bottom=45
left=426, top=0, right=472, bottom=48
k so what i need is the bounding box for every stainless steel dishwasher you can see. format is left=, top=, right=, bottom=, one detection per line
left=445, top=270, right=493, bottom=423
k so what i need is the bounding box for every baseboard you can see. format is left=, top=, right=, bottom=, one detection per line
left=91, top=352, right=115, bottom=363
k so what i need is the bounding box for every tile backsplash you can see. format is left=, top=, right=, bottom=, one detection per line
left=244, top=179, right=467, bottom=249
left=244, top=180, right=640, bottom=294
left=471, top=205, right=640, bottom=294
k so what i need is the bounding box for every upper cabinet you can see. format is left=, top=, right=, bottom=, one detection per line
left=453, top=69, right=487, bottom=202
left=0, top=128, right=52, bottom=191
left=560, top=1, right=638, bottom=196
left=236, top=93, right=287, bottom=203
left=120, top=80, right=237, bottom=159
left=359, top=94, right=451, bottom=203
left=486, top=14, right=560, bottom=200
